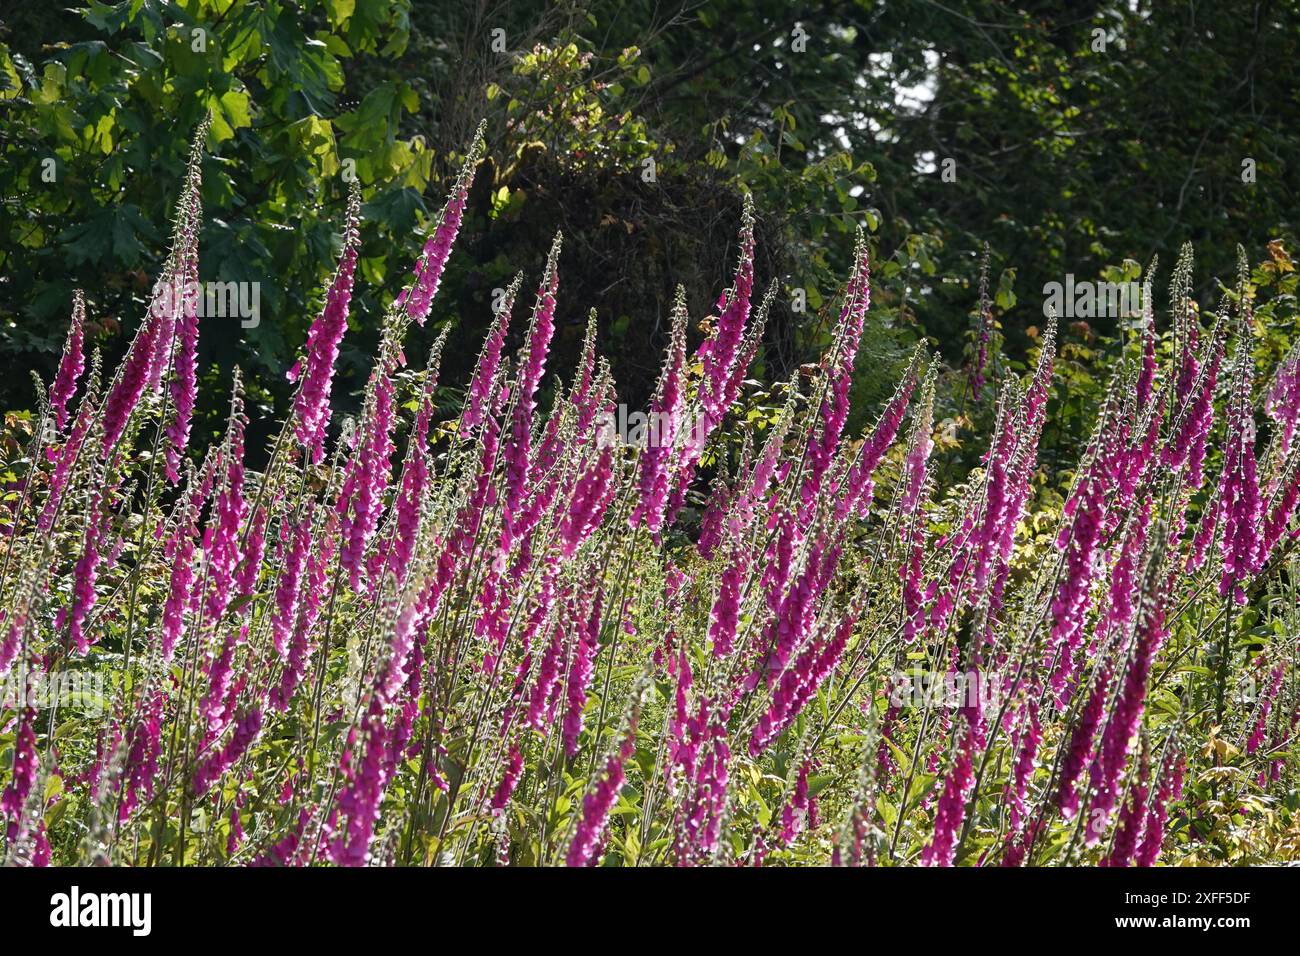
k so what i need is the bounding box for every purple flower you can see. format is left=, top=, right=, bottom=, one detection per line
left=164, top=253, right=200, bottom=482
left=1218, top=347, right=1261, bottom=604
left=567, top=727, right=637, bottom=867
left=1265, top=344, right=1300, bottom=458
left=203, top=383, right=248, bottom=623
left=288, top=193, right=361, bottom=465
left=629, top=290, right=688, bottom=534
left=49, top=292, right=86, bottom=432
left=562, top=590, right=602, bottom=757
left=395, top=125, right=485, bottom=326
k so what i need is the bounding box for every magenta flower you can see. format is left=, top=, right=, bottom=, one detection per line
left=697, top=195, right=756, bottom=419
left=461, top=276, right=519, bottom=433
left=49, top=291, right=86, bottom=432
left=560, top=446, right=615, bottom=556
left=567, top=727, right=637, bottom=867
left=562, top=590, right=602, bottom=757
left=802, top=238, right=871, bottom=511
left=1265, top=344, right=1300, bottom=458
left=1007, top=699, right=1041, bottom=833
left=164, top=253, right=200, bottom=482
left=395, top=125, right=485, bottom=326
left=288, top=194, right=360, bottom=465
left=490, top=743, right=524, bottom=813
left=203, top=385, right=248, bottom=623
left=1218, top=348, right=1261, bottom=604
left=708, top=551, right=746, bottom=658
left=922, top=716, right=978, bottom=866
left=336, top=368, right=396, bottom=591
left=1135, top=751, right=1183, bottom=866
left=0, top=709, right=37, bottom=820
left=1087, top=571, right=1168, bottom=845
left=192, top=705, right=263, bottom=799
left=629, top=290, right=688, bottom=534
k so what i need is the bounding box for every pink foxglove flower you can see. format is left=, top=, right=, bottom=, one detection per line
left=203, top=383, right=248, bottom=623
left=802, top=238, right=871, bottom=511
left=1135, top=751, right=1183, bottom=866
left=49, top=291, right=87, bottom=432
left=500, top=236, right=562, bottom=550
left=1265, top=344, right=1300, bottom=458
left=461, top=275, right=519, bottom=433
left=560, top=446, right=615, bottom=556
left=1087, top=560, right=1168, bottom=845
left=336, top=368, right=396, bottom=590
left=0, top=710, right=37, bottom=822
left=288, top=192, right=361, bottom=465
left=567, top=727, right=637, bottom=867
left=395, top=125, right=485, bottom=326
left=192, top=706, right=263, bottom=799
left=490, top=743, right=524, bottom=813
left=562, top=590, right=602, bottom=757
left=164, top=252, right=200, bottom=482
left=629, top=290, right=688, bottom=534
left=1218, top=346, right=1261, bottom=604
left=708, top=550, right=746, bottom=658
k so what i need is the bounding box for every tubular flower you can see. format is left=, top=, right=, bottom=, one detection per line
left=327, top=699, right=391, bottom=865
left=203, top=384, right=248, bottom=623
left=1135, top=752, right=1184, bottom=866
left=1218, top=347, right=1261, bottom=604
left=834, top=349, right=921, bottom=522
left=373, top=341, right=443, bottom=585
left=461, top=276, right=519, bottom=433
left=1166, top=330, right=1223, bottom=489
left=779, top=758, right=817, bottom=846
left=1246, top=661, right=1285, bottom=754
left=271, top=506, right=313, bottom=660
left=164, top=252, right=200, bottom=482
left=708, top=550, right=746, bottom=658
left=1102, top=747, right=1150, bottom=867
left=560, top=446, right=615, bottom=556
left=61, top=492, right=106, bottom=655
left=502, top=235, right=562, bottom=533
left=395, top=125, right=484, bottom=326
left=160, top=494, right=199, bottom=662
left=38, top=376, right=98, bottom=534
left=562, top=589, right=602, bottom=757
left=750, top=614, right=854, bottom=756
left=1007, top=699, right=1041, bottom=833
left=629, top=290, right=688, bottom=534
left=697, top=195, right=756, bottom=419
left=288, top=192, right=361, bottom=465
left=802, top=237, right=870, bottom=511
left=1265, top=344, right=1300, bottom=458
left=1087, top=554, right=1168, bottom=845
left=567, top=689, right=644, bottom=866
left=192, top=706, right=263, bottom=799
left=49, top=291, right=86, bottom=432
left=1, top=710, right=38, bottom=821
left=921, top=714, right=979, bottom=867
left=273, top=512, right=336, bottom=711
left=336, top=368, right=396, bottom=591
left=1058, top=655, right=1113, bottom=819
left=119, top=691, right=165, bottom=821
left=490, top=744, right=524, bottom=814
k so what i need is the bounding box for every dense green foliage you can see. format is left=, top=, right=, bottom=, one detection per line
left=4, top=1, right=1297, bottom=444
